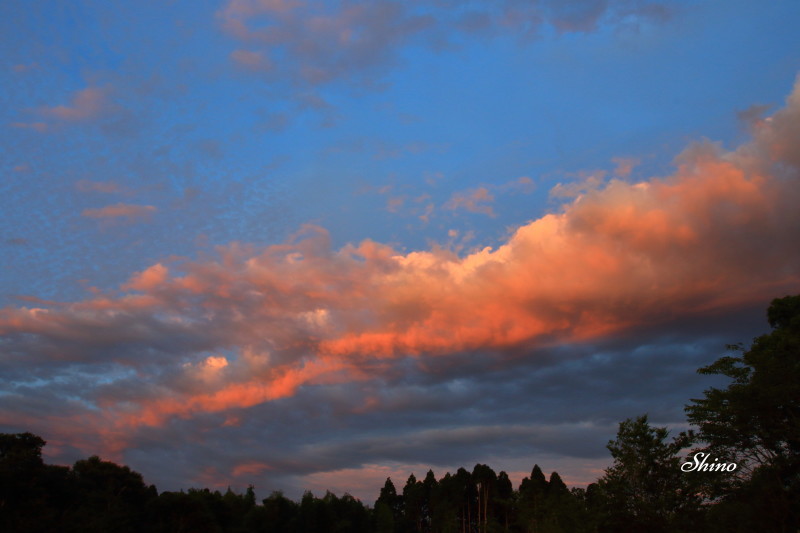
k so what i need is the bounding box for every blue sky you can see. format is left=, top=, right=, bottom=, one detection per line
left=2, top=0, right=800, bottom=501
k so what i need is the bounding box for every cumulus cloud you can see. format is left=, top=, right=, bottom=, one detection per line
left=2, top=76, right=800, bottom=491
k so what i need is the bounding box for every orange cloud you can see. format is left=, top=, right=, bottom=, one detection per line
left=444, top=187, right=496, bottom=216
left=3, top=77, right=800, bottom=439
left=549, top=171, right=606, bottom=199
left=611, top=157, right=639, bottom=178
left=81, top=203, right=156, bottom=220
left=232, top=461, right=273, bottom=477
left=122, top=263, right=169, bottom=291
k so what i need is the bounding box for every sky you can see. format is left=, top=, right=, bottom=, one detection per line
left=1, top=0, right=800, bottom=503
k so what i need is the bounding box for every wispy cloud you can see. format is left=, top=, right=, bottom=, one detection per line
left=217, top=0, right=671, bottom=90
left=75, top=180, right=125, bottom=194
left=444, top=187, right=496, bottom=216
left=11, top=86, right=115, bottom=132
left=218, top=1, right=434, bottom=87
left=81, top=203, right=156, bottom=220
left=39, top=87, right=110, bottom=122
left=230, top=49, right=273, bottom=71
left=549, top=171, right=607, bottom=199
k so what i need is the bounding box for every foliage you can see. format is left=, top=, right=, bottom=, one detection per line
left=2, top=295, right=798, bottom=531
left=686, top=294, right=800, bottom=531
left=596, top=415, right=702, bottom=533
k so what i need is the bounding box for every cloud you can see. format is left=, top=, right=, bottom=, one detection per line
left=10, top=121, right=49, bottom=133
left=218, top=0, right=434, bottom=86
left=2, top=76, right=800, bottom=494
left=444, top=187, right=496, bottom=216
left=257, top=112, right=290, bottom=132
left=737, top=103, right=773, bottom=131
left=543, top=0, right=611, bottom=33
left=549, top=171, right=607, bottom=199
left=12, top=62, right=39, bottom=73
left=11, top=86, right=115, bottom=132
left=75, top=180, right=124, bottom=194
left=217, top=1, right=671, bottom=89
left=39, top=87, right=111, bottom=122
left=500, top=176, right=536, bottom=193
left=231, top=49, right=273, bottom=71
left=81, top=203, right=157, bottom=220
left=611, top=157, right=639, bottom=178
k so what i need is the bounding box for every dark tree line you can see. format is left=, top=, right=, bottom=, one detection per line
left=373, top=463, right=588, bottom=533
left=2, top=295, right=798, bottom=532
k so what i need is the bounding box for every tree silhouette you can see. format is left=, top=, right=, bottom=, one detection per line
left=597, top=415, right=701, bottom=533
left=686, top=294, right=800, bottom=531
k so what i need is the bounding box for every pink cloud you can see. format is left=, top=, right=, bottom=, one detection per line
left=611, top=157, right=639, bottom=178
left=549, top=171, right=607, bottom=199
left=39, top=87, right=110, bottom=122
left=504, top=176, right=536, bottom=193
left=444, top=187, right=496, bottom=216
left=12, top=62, right=39, bottom=73
left=216, top=1, right=672, bottom=92
left=11, top=86, right=116, bottom=132
left=232, top=461, right=273, bottom=477
left=386, top=195, right=406, bottom=213
left=122, top=263, right=169, bottom=291
left=2, top=77, right=800, bottom=447
left=81, top=203, right=156, bottom=220
left=230, top=49, right=273, bottom=71
left=218, top=0, right=434, bottom=86
left=10, top=122, right=49, bottom=133
left=75, top=179, right=124, bottom=194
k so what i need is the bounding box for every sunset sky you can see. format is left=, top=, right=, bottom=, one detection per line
left=2, top=0, right=800, bottom=502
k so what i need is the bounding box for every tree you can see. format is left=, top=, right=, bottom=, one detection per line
left=421, top=469, right=438, bottom=532
left=494, top=471, right=513, bottom=532
left=0, top=432, right=68, bottom=532
left=517, top=464, right=548, bottom=532
left=685, top=294, right=800, bottom=531
left=597, top=415, right=702, bottom=533
left=68, top=455, right=156, bottom=532
left=256, top=490, right=299, bottom=533
left=471, top=464, right=497, bottom=533
left=148, top=490, right=223, bottom=533
left=375, top=500, right=396, bottom=533
left=376, top=478, right=402, bottom=533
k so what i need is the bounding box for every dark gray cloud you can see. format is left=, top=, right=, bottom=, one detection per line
left=218, top=0, right=672, bottom=89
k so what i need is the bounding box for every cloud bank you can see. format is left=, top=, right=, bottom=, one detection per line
left=1, top=75, right=799, bottom=494
left=217, top=0, right=671, bottom=88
